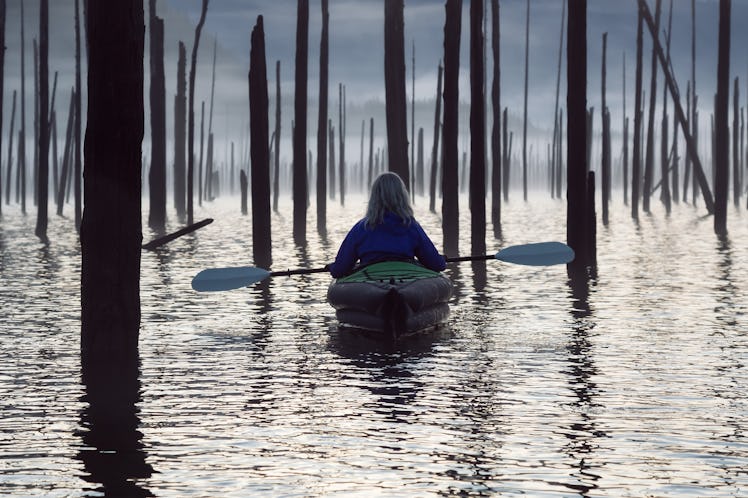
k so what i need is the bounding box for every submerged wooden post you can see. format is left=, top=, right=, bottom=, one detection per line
left=174, top=42, right=186, bottom=218
left=0, top=0, right=4, bottom=214
left=81, top=0, right=144, bottom=361
left=469, top=0, right=486, bottom=256
left=316, top=0, right=328, bottom=233
left=292, top=0, right=309, bottom=244
left=148, top=0, right=167, bottom=231
left=441, top=0, right=461, bottom=256
left=384, top=0, right=409, bottom=188
left=567, top=0, right=589, bottom=276
left=249, top=15, right=272, bottom=268
left=35, top=0, right=49, bottom=243
left=490, top=0, right=502, bottom=238
left=713, top=0, right=730, bottom=235
left=601, top=32, right=610, bottom=225
left=428, top=63, right=442, bottom=212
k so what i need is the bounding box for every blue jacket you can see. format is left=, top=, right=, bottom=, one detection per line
left=328, top=212, right=446, bottom=278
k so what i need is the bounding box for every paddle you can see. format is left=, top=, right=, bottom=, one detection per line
left=191, top=241, right=574, bottom=292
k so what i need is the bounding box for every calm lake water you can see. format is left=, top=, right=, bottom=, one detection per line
left=1, top=193, right=747, bottom=497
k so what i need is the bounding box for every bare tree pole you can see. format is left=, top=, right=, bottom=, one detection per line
left=81, top=0, right=144, bottom=362
left=642, top=0, right=661, bottom=213
left=659, top=0, right=673, bottom=213
left=74, top=0, right=82, bottom=230
left=5, top=90, right=15, bottom=205
left=601, top=32, right=610, bottom=225
left=368, top=117, right=374, bottom=189
left=35, top=0, right=49, bottom=242
left=490, top=0, right=501, bottom=238
left=19, top=1, right=26, bottom=213
left=0, top=0, right=4, bottom=213
left=428, top=62, right=442, bottom=212
left=567, top=0, right=589, bottom=276
left=441, top=0, right=461, bottom=256
left=470, top=0, right=486, bottom=256
left=713, top=0, right=730, bottom=235
left=631, top=4, right=643, bottom=219
left=339, top=82, right=346, bottom=205
left=292, top=0, right=309, bottom=244
left=205, top=39, right=217, bottom=201
left=411, top=40, right=415, bottom=198
left=638, top=0, right=713, bottom=214
left=249, top=15, right=272, bottom=268
left=33, top=39, right=38, bottom=206
left=732, top=77, right=739, bottom=206
left=690, top=0, right=699, bottom=205
left=148, top=0, right=167, bottom=231
left=187, top=0, right=208, bottom=225
left=198, top=100, right=204, bottom=205
left=623, top=52, right=629, bottom=205
left=316, top=0, right=328, bottom=233
left=174, top=42, right=186, bottom=217
left=384, top=0, right=409, bottom=188
left=273, top=60, right=280, bottom=212
left=521, top=0, right=530, bottom=201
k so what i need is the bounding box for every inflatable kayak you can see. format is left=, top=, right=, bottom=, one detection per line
left=327, top=261, right=453, bottom=338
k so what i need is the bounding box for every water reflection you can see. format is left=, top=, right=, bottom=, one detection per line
left=76, top=357, right=153, bottom=497
left=562, top=274, right=603, bottom=496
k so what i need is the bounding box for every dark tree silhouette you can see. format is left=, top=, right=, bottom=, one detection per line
left=187, top=0, right=209, bottom=225
left=273, top=60, right=281, bottom=212
left=338, top=82, right=346, bottom=205
left=470, top=0, right=486, bottom=256
left=551, top=0, right=565, bottom=202
left=713, top=0, right=730, bottom=235
left=81, top=0, right=144, bottom=361
left=316, top=0, right=328, bottom=234
left=567, top=0, right=589, bottom=276
left=74, top=0, right=82, bottom=230
left=601, top=32, right=610, bottom=225
left=240, top=169, right=247, bottom=215
left=521, top=0, right=529, bottom=201
left=5, top=90, right=16, bottom=205
left=631, top=5, right=643, bottom=219
left=198, top=101, right=204, bottom=205
left=0, top=0, right=4, bottom=214
left=148, top=0, right=167, bottom=231
left=411, top=41, right=415, bottom=197
left=19, top=1, right=26, bottom=213
left=642, top=0, right=661, bottom=213
left=56, top=89, right=75, bottom=216
left=35, top=0, right=49, bottom=243
left=368, top=117, right=374, bottom=189
left=622, top=54, right=629, bottom=205
left=249, top=15, right=272, bottom=268
left=442, top=0, right=461, bottom=257
left=732, top=77, right=739, bottom=207
left=416, top=127, right=424, bottom=196
left=490, top=0, right=501, bottom=238
left=659, top=0, right=673, bottom=213
left=328, top=119, right=335, bottom=198
left=292, top=0, right=309, bottom=244
left=384, top=0, right=409, bottom=188
left=205, top=40, right=217, bottom=201
left=174, top=42, right=186, bottom=217
left=428, top=62, right=442, bottom=212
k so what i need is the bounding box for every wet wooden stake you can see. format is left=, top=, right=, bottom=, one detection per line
left=441, top=0, right=461, bottom=256
left=316, top=0, right=328, bottom=233
left=292, top=0, right=309, bottom=244
left=148, top=0, right=167, bottom=231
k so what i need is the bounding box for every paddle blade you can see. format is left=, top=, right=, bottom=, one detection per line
left=191, top=266, right=271, bottom=292
left=496, top=242, right=575, bottom=266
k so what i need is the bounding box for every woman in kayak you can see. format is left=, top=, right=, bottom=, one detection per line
left=327, top=172, right=446, bottom=278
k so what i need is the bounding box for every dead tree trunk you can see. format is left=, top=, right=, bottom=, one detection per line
left=601, top=32, right=610, bottom=225
left=567, top=0, right=589, bottom=276
left=273, top=60, right=280, bottom=212
left=367, top=118, right=374, bottom=189
left=642, top=0, right=661, bottom=213
left=521, top=0, right=530, bottom=201
left=732, top=77, right=739, bottom=206
left=0, top=0, right=4, bottom=214
left=174, top=42, right=186, bottom=217
left=429, top=62, right=442, bottom=212
left=249, top=15, right=272, bottom=268
left=338, top=83, right=346, bottom=205
left=490, top=0, right=501, bottom=238
left=470, top=0, right=486, bottom=256
left=35, top=0, right=49, bottom=242
left=416, top=127, right=424, bottom=196
left=329, top=119, right=335, bottom=197
left=205, top=40, right=217, bottom=201
left=74, top=0, right=82, bottom=230
left=384, top=0, right=409, bottom=188
left=632, top=5, right=643, bottom=219
left=148, top=0, right=167, bottom=231
left=5, top=90, right=15, bottom=205
left=713, top=0, right=730, bottom=235
left=33, top=39, right=38, bottom=207
left=198, top=100, right=204, bottom=206
left=639, top=0, right=714, bottom=213
left=57, top=89, right=75, bottom=216
left=441, top=0, right=461, bottom=257
left=292, top=0, right=309, bottom=244
left=187, top=0, right=208, bottom=225
left=19, top=1, right=26, bottom=213
left=81, top=0, right=144, bottom=362
left=316, top=0, right=328, bottom=233
left=660, top=0, right=673, bottom=213
left=623, top=53, right=628, bottom=205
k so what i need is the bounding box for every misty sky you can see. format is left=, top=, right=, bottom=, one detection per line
left=2, top=0, right=748, bottom=165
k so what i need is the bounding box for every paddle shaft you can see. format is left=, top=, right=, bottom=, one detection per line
left=269, top=267, right=329, bottom=277
left=445, top=254, right=494, bottom=263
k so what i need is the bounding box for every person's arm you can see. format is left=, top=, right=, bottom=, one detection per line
left=413, top=222, right=446, bottom=271
left=328, top=222, right=363, bottom=278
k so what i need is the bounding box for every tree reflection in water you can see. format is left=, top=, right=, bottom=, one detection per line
left=76, top=356, right=153, bottom=497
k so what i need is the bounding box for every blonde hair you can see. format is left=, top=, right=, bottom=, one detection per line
left=365, top=172, right=413, bottom=228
